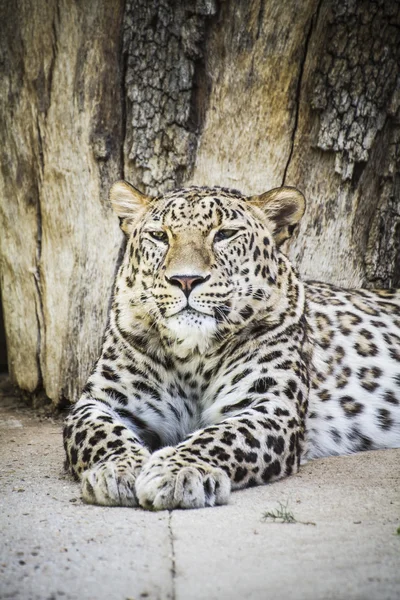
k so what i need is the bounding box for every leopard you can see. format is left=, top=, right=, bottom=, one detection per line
left=63, top=181, right=400, bottom=510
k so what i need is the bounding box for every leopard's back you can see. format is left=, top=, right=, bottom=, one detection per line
left=305, top=281, right=400, bottom=458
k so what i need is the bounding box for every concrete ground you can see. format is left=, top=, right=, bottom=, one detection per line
left=0, top=385, right=399, bottom=600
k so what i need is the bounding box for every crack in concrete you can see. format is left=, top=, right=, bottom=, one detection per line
left=282, top=0, right=323, bottom=186
left=168, top=510, right=177, bottom=600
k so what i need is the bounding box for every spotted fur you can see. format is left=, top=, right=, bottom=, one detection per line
left=63, top=183, right=400, bottom=510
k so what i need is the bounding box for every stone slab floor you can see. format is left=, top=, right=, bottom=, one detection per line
left=0, top=384, right=399, bottom=600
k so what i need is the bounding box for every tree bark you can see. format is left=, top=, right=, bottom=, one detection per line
left=0, top=0, right=124, bottom=403
left=1, top=0, right=399, bottom=406
left=189, top=0, right=400, bottom=288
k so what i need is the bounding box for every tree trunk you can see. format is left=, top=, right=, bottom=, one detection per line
left=1, top=0, right=399, bottom=406
left=189, top=0, right=400, bottom=288
left=0, top=0, right=125, bottom=403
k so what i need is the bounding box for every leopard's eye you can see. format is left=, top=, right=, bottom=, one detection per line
left=214, top=229, right=238, bottom=243
left=148, top=230, right=168, bottom=243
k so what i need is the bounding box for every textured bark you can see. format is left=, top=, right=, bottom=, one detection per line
left=123, top=0, right=217, bottom=194
left=286, top=0, right=400, bottom=288
left=1, top=0, right=399, bottom=405
left=191, top=0, right=400, bottom=288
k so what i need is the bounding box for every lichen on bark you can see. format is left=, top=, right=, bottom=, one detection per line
left=123, top=0, right=217, bottom=195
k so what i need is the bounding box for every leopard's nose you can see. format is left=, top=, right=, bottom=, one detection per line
left=166, top=274, right=210, bottom=298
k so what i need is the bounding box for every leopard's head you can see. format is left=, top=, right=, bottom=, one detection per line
left=111, top=182, right=305, bottom=355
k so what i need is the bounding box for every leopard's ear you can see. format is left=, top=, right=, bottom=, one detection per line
left=110, top=181, right=151, bottom=234
left=249, top=186, right=305, bottom=246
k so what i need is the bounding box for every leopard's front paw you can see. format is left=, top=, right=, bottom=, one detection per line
left=81, top=457, right=146, bottom=507
left=135, top=447, right=231, bottom=511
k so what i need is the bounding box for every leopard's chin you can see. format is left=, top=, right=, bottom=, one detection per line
left=163, top=311, right=217, bottom=357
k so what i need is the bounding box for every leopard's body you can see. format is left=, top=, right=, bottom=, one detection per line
left=63, top=183, right=400, bottom=510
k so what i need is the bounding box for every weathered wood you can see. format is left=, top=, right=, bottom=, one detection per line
left=0, top=0, right=53, bottom=393
left=0, top=0, right=124, bottom=403
left=0, top=0, right=399, bottom=405
left=190, top=0, right=320, bottom=193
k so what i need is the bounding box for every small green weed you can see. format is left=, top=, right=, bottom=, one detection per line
left=262, top=500, right=316, bottom=526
